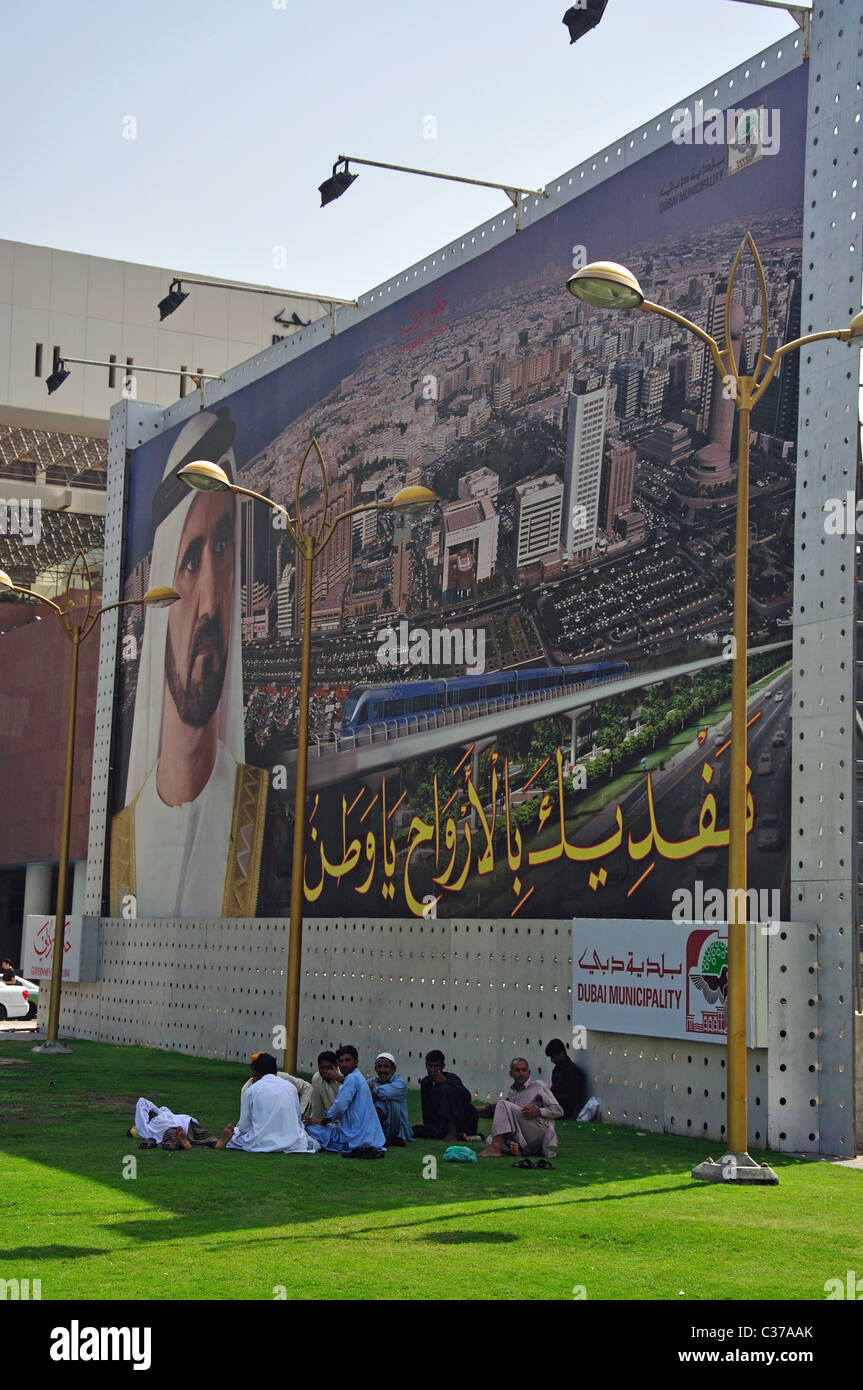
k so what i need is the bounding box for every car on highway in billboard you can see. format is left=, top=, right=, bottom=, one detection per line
left=774, top=690, right=784, bottom=702
left=757, top=750, right=773, bottom=775
left=772, top=727, right=787, bottom=747
left=757, top=813, right=783, bottom=851
left=695, top=848, right=720, bottom=875
left=0, top=978, right=31, bottom=1020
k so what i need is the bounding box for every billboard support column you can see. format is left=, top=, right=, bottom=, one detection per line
left=285, top=541, right=314, bottom=1076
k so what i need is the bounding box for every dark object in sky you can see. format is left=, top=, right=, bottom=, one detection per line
left=319, top=162, right=358, bottom=207
left=562, top=0, right=608, bottom=43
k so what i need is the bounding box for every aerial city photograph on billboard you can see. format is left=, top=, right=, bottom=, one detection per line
left=110, top=65, right=804, bottom=927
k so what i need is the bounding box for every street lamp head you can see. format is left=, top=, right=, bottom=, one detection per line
left=0, top=570, right=14, bottom=591
left=178, top=460, right=233, bottom=492
left=566, top=261, right=645, bottom=310
left=141, top=586, right=180, bottom=609
left=387, top=485, right=438, bottom=515
left=845, top=308, right=863, bottom=342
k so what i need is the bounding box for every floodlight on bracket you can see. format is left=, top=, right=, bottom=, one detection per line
left=322, top=154, right=548, bottom=232
left=157, top=274, right=357, bottom=337
left=45, top=352, right=223, bottom=400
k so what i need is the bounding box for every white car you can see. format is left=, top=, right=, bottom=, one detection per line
left=0, top=978, right=32, bottom=1021
left=16, top=975, right=39, bottom=1017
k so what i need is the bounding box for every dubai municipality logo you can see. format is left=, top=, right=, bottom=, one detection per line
left=685, top=929, right=728, bottom=1037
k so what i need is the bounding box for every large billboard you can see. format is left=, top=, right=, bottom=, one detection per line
left=108, top=63, right=805, bottom=923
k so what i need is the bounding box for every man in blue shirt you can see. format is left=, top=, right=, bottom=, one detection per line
left=368, top=1051, right=414, bottom=1147
left=305, top=1045, right=386, bottom=1155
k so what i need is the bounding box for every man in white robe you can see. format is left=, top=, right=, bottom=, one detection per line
left=241, top=1052, right=313, bottom=1118
left=110, top=409, right=268, bottom=919
left=129, top=1098, right=218, bottom=1149
left=217, top=1053, right=320, bottom=1154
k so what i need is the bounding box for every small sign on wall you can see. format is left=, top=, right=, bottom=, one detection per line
left=23, top=915, right=99, bottom=983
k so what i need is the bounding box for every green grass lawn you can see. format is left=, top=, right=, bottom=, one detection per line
left=1, top=1038, right=859, bottom=1302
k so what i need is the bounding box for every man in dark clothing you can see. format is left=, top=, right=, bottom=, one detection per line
left=412, top=1050, right=480, bottom=1141
left=544, top=1038, right=587, bottom=1118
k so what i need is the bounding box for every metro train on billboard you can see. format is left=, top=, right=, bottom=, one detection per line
left=108, top=64, right=804, bottom=923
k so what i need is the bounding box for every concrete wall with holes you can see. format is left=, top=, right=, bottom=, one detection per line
left=52, top=914, right=769, bottom=1135
left=61, top=22, right=863, bottom=1155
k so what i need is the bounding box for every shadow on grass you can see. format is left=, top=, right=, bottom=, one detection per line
left=103, top=1180, right=708, bottom=1253
left=0, top=1245, right=109, bottom=1260
left=0, top=1038, right=805, bottom=1252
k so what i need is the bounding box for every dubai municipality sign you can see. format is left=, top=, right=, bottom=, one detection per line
left=572, top=919, right=768, bottom=1046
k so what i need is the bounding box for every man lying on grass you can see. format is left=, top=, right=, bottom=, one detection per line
left=476, top=1058, right=562, bottom=1159
left=215, top=1052, right=320, bottom=1154
left=128, top=1099, right=219, bottom=1150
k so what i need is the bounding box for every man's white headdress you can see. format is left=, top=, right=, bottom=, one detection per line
left=124, top=409, right=245, bottom=804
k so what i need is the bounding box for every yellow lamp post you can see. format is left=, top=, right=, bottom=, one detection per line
left=179, top=439, right=437, bottom=1072
left=567, top=235, right=863, bottom=1183
left=0, top=554, right=178, bottom=1054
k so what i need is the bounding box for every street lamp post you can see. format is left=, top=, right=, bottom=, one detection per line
left=179, top=439, right=437, bottom=1073
left=567, top=235, right=863, bottom=1183
left=0, top=553, right=178, bottom=1053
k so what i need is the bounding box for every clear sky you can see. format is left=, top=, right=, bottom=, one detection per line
left=0, top=1, right=795, bottom=301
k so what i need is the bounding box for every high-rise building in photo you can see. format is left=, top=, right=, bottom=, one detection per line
left=696, top=285, right=727, bottom=435
left=612, top=360, right=643, bottom=422
left=602, top=439, right=637, bottom=531
left=515, top=475, right=564, bottom=568
left=441, top=495, right=498, bottom=601
left=641, top=366, right=667, bottom=422
left=563, top=380, right=607, bottom=558
left=276, top=561, right=295, bottom=636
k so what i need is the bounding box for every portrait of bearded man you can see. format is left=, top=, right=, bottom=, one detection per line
left=110, top=408, right=269, bottom=918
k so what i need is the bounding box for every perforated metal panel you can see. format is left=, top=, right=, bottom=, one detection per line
left=779, top=0, right=863, bottom=1157
left=58, top=916, right=573, bottom=1095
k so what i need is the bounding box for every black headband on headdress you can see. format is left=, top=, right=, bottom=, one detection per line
left=150, top=408, right=236, bottom=531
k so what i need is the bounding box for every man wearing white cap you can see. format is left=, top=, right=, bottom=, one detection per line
left=368, top=1052, right=413, bottom=1147
left=110, top=409, right=268, bottom=918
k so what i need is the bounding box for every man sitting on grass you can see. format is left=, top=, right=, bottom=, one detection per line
left=367, top=1052, right=413, bottom=1146
left=309, top=1051, right=343, bottom=1122
left=413, top=1049, right=480, bottom=1142
left=477, top=1058, right=562, bottom=1159
left=241, top=1052, right=313, bottom=1118
left=216, top=1052, right=319, bottom=1154
left=128, top=1099, right=219, bottom=1150
left=544, top=1037, right=587, bottom=1119
left=305, top=1045, right=386, bottom=1155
